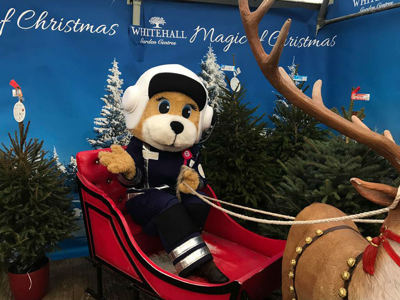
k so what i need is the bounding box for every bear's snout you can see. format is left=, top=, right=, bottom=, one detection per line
left=170, top=121, right=184, bottom=135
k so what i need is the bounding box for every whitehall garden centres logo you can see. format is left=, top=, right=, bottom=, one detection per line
left=130, top=16, right=187, bottom=46
left=149, top=17, right=166, bottom=28
left=352, top=0, right=394, bottom=12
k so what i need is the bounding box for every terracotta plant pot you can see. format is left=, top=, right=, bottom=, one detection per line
left=7, top=257, right=50, bottom=300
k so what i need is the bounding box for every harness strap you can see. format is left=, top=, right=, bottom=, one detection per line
left=289, top=225, right=361, bottom=300
left=382, top=238, right=400, bottom=267
left=342, top=252, right=363, bottom=300
left=363, top=225, right=400, bottom=274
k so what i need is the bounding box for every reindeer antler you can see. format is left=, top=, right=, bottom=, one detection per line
left=239, top=0, right=400, bottom=172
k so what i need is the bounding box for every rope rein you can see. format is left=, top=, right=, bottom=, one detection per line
left=184, top=183, right=400, bottom=225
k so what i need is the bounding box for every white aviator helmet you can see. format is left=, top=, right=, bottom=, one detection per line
left=121, top=64, right=214, bottom=143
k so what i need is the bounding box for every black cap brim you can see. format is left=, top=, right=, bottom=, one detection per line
left=148, top=73, right=207, bottom=110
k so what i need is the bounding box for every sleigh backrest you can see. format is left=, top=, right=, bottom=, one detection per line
left=76, top=148, right=128, bottom=212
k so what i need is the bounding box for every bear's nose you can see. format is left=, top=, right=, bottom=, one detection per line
left=170, top=121, right=184, bottom=134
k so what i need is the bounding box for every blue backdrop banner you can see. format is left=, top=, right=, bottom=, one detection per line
left=321, top=3, right=400, bottom=141
left=326, top=0, right=400, bottom=19
left=0, top=0, right=336, bottom=162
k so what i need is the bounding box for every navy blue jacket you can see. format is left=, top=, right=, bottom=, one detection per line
left=121, top=136, right=206, bottom=191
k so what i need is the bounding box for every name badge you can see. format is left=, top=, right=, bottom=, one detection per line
left=143, top=149, right=159, bottom=160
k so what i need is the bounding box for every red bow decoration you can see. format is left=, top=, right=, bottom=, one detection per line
left=9, top=79, right=21, bottom=89
left=363, top=225, right=400, bottom=275
left=351, top=86, right=361, bottom=98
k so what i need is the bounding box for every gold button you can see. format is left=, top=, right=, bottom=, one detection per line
left=347, top=258, right=356, bottom=268
left=289, top=285, right=294, bottom=293
left=289, top=271, right=294, bottom=278
left=316, top=229, right=324, bottom=236
left=341, top=271, right=350, bottom=281
left=290, top=259, right=296, bottom=266
left=305, top=237, right=312, bottom=244
left=295, top=246, right=303, bottom=254
left=338, top=287, right=347, bottom=298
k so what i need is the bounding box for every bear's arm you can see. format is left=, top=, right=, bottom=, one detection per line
left=118, top=138, right=144, bottom=188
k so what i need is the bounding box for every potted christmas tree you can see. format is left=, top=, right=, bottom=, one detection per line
left=0, top=122, right=76, bottom=300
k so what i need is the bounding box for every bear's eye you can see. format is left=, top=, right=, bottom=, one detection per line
left=158, top=99, right=170, bottom=114
left=182, top=104, right=192, bottom=119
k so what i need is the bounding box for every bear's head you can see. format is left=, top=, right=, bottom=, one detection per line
left=121, top=64, right=213, bottom=152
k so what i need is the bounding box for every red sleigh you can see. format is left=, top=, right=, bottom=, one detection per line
left=76, top=148, right=286, bottom=300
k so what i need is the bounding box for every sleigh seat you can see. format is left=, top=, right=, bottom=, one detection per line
left=77, top=148, right=286, bottom=300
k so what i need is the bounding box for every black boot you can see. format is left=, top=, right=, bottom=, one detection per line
left=195, top=260, right=229, bottom=284
left=153, top=204, right=228, bottom=283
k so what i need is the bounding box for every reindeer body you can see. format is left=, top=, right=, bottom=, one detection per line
left=283, top=204, right=400, bottom=300
left=282, top=203, right=366, bottom=300
left=238, top=0, right=400, bottom=298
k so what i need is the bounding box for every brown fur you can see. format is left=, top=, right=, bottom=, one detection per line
left=131, top=91, right=200, bottom=140
left=99, top=91, right=201, bottom=192
left=282, top=203, right=367, bottom=300
left=98, top=145, right=136, bottom=179
left=177, top=165, right=200, bottom=194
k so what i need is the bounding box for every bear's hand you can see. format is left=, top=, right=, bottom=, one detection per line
left=177, top=165, right=200, bottom=194
left=98, top=145, right=136, bottom=179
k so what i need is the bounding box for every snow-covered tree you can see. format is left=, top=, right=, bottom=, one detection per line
left=53, top=147, right=66, bottom=173
left=65, top=156, right=78, bottom=193
left=66, top=156, right=77, bottom=175
left=88, top=58, right=131, bottom=148
left=53, top=148, right=78, bottom=193
left=199, top=45, right=227, bottom=112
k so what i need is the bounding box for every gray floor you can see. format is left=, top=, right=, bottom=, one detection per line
left=0, top=258, right=140, bottom=300
left=1, top=257, right=282, bottom=300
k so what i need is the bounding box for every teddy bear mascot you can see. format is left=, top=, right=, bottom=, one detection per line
left=98, top=64, right=229, bottom=284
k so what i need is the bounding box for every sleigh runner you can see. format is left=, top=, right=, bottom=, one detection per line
left=77, top=147, right=285, bottom=300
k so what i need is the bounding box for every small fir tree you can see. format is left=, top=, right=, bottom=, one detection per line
left=0, top=122, right=76, bottom=273
left=332, top=87, right=366, bottom=143
left=266, top=64, right=327, bottom=163
left=261, top=136, right=400, bottom=239
left=88, top=58, right=131, bottom=149
left=202, top=86, right=275, bottom=208
left=337, top=90, right=366, bottom=122
left=199, top=45, right=227, bottom=112
left=265, top=64, right=328, bottom=193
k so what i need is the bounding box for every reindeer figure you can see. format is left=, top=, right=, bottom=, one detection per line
left=239, top=0, right=400, bottom=299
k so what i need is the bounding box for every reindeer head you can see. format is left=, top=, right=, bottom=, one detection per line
left=239, top=0, right=400, bottom=216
